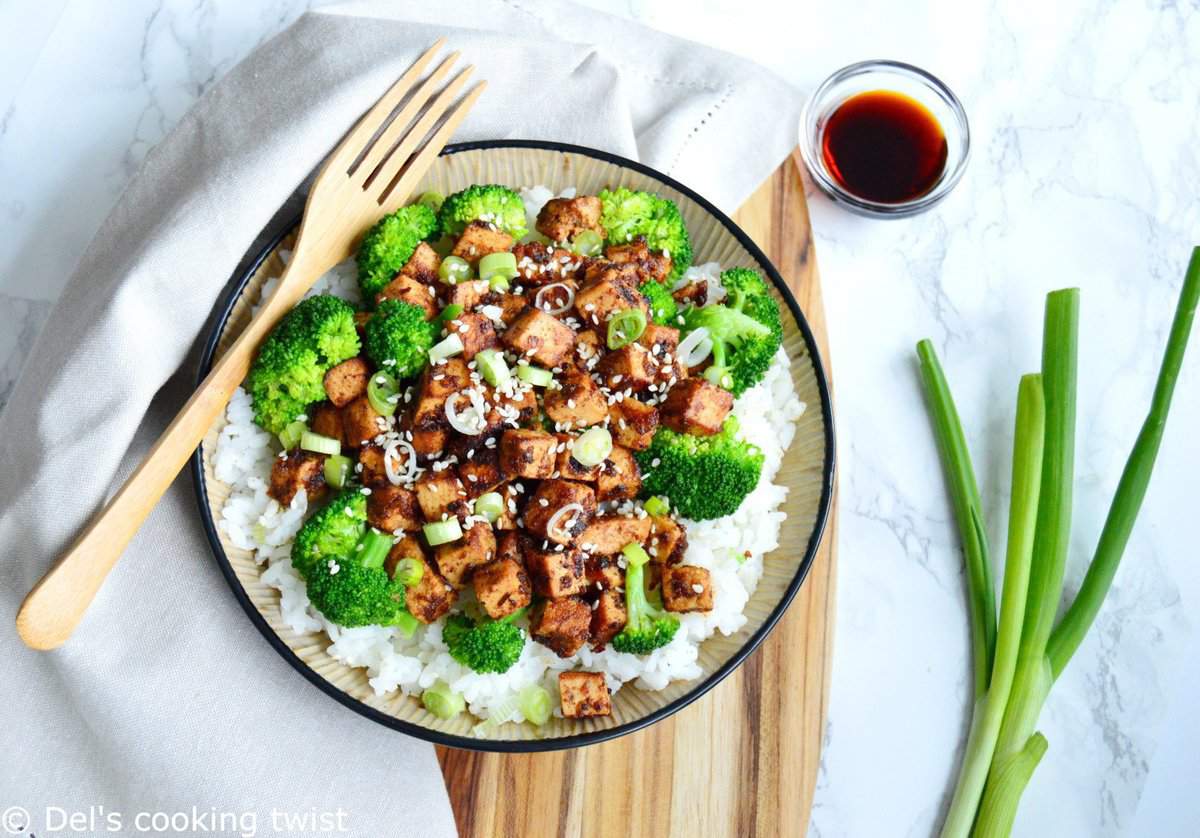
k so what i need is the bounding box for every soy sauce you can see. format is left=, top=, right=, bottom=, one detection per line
left=821, top=90, right=948, bottom=204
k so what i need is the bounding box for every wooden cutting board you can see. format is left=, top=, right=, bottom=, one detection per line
left=437, top=149, right=838, bottom=838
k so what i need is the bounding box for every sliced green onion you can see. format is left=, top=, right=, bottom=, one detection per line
left=622, top=542, right=652, bottom=569
left=394, top=609, right=420, bottom=638
left=644, top=496, right=670, bottom=517
left=475, top=349, right=510, bottom=388
left=474, top=491, right=505, bottom=522
left=516, top=365, right=553, bottom=387
left=572, top=427, right=612, bottom=467
left=429, top=333, right=465, bottom=363
left=518, top=684, right=553, bottom=726
left=607, top=308, right=647, bottom=349
left=278, top=420, right=307, bottom=450
left=367, top=370, right=400, bottom=416
left=423, top=518, right=463, bottom=546
left=324, top=454, right=352, bottom=489
left=358, top=529, right=392, bottom=570
left=439, top=255, right=472, bottom=285
left=423, top=681, right=466, bottom=719
left=436, top=303, right=464, bottom=327
left=570, top=229, right=603, bottom=256
left=300, top=430, right=341, bottom=456
left=488, top=274, right=511, bottom=292
left=479, top=251, right=518, bottom=282
left=418, top=190, right=445, bottom=213
left=393, top=557, right=424, bottom=587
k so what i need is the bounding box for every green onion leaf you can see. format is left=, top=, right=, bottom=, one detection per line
left=479, top=251, right=518, bottom=284
left=475, top=349, right=511, bottom=388
left=423, top=682, right=466, bottom=719
left=429, top=333, right=465, bottom=363
left=516, top=365, right=553, bottom=387
left=570, top=229, right=603, bottom=257
left=439, top=255, right=472, bottom=285
left=436, top=303, right=465, bottom=327
left=278, top=420, right=307, bottom=450
left=518, top=684, right=553, bottom=726
left=300, top=430, right=341, bottom=456
left=473, top=492, right=505, bottom=523
left=367, top=370, right=400, bottom=417
left=393, top=557, right=424, bottom=587
left=644, top=496, right=670, bottom=517
left=607, top=308, right=647, bottom=349
left=572, top=427, right=612, bottom=467
left=423, top=518, right=463, bottom=546
left=323, top=454, right=352, bottom=489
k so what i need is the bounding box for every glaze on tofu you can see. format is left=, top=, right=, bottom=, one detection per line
left=531, top=597, right=592, bottom=657
left=659, top=379, right=733, bottom=436
left=662, top=565, right=714, bottom=613
left=558, top=671, right=612, bottom=717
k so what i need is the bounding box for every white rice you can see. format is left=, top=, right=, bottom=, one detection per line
left=213, top=188, right=806, bottom=728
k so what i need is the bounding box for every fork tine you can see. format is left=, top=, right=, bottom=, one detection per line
left=351, top=51, right=461, bottom=187
left=324, top=38, right=447, bottom=173
left=369, top=72, right=479, bottom=205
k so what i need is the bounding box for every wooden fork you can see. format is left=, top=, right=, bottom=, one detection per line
left=16, top=40, right=484, bottom=650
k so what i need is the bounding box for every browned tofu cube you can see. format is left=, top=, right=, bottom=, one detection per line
left=608, top=398, right=659, bottom=451
left=493, top=385, right=538, bottom=428
left=512, top=241, right=581, bottom=285
left=268, top=451, right=326, bottom=507
left=524, top=543, right=587, bottom=598
left=543, top=367, right=608, bottom=428
left=662, top=565, right=713, bottom=613
left=579, top=514, right=652, bottom=556
left=445, top=312, right=498, bottom=361
left=457, top=453, right=503, bottom=498
left=472, top=558, right=532, bottom=619
left=410, top=427, right=448, bottom=460
left=660, top=379, right=733, bottom=436
left=496, top=529, right=524, bottom=565
left=590, top=589, right=628, bottom=651
left=558, top=671, right=612, bottom=717
left=452, top=221, right=513, bottom=260
left=402, top=241, right=441, bottom=285
left=535, top=196, right=604, bottom=243
left=555, top=433, right=600, bottom=482
left=585, top=555, right=625, bottom=590
left=433, top=520, right=496, bottom=588
left=648, top=515, right=688, bottom=565
left=574, top=328, right=604, bottom=366
left=387, top=539, right=457, bottom=624
left=497, top=294, right=528, bottom=325
left=598, top=343, right=656, bottom=392
left=531, top=597, right=591, bottom=657
left=503, top=308, right=577, bottom=368
left=672, top=280, right=708, bottom=308
left=499, top=429, right=557, bottom=479
left=524, top=479, right=596, bottom=544
left=367, top=484, right=422, bottom=533
left=342, top=395, right=388, bottom=448
left=596, top=445, right=641, bottom=502
left=442, top=278, right=491, bottom=312
left=356, top=445, right=388, bottom=489
left=310, top=401, right=345, bottom=445
left=376, top=272, right=437, bottom=318
left=323, top=357, right=370, bottom=407
left=604, top=238, right=672, bottom=282
left=420, top=357, right=471, bottom=401
left=638, top=323, right=680, bottom=356
left=415, top=470, right=468, bottom=521
left=574, top=266, right=649, bottom=327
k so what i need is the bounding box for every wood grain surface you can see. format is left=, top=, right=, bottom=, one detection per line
left=437, top=148, right=838, bottom=838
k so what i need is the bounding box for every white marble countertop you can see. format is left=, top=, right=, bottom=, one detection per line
left=3, top=2, right=1197, bottom=835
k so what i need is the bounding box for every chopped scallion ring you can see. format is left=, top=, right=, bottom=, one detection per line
left=392, top=557, right=424, bottom=587
left=572, top=427, right=612, bottom=467
left=358, top=529, right=392, bottom=569
left=569, top=229, right=603, bottom=257
left=516, top=365, right=554, bottom=387
left=644, top=495, right=670, bottom=517
left=300, top=430, right=341, bottom=456
left=607, top=308, right=647, bottom=349
left=429, top=333, right=465, bottom=363
left=622, top=542, right=652, bottom=569
left=478, top=251, right=518, bottom=285
left=324, top=454, right=352, bottom=489
left=423, top=681, right=466, bottom=719
left=439, top=255, right=472, bottom=285
left=475, top=349, right=510, bottom=388
left=473, top=491, right=505, bottom=522
left=367, top=370, right=400, bottom=416
left=436, top=303, right=464, bottom=327
left=518, top=684, right=553, bottom=726
left=278, top=420, right=307, bottom=450
left=423, top=518, right=463, bottom=546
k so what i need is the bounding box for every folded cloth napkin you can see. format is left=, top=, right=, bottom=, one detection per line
left=0, top=1, right=801, bottom=834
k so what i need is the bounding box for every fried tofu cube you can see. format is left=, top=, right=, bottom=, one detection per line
left=604, top=238, right=672, bottom=282
left=607, top=397, right=659, bottom=451
left=590, top=589, right=628, bottom=651
left=492, top=484, right=521, bottom=531
left=535, top=196, right=604, bottom=243
left=648, top=515, right=688, bottom=565
left=503, top=308, right=577, bottom=368
left=597, top=343, right=656, bottom=391
left=499, top=429, right=557, bottom=479
left=452, top=221, right=514, bottom=260
left=555, top=433, right=600, bottom=482
left=579, top=514, right=652, bottom=556
left=410, top=427, right=448, bottom=460
left=662, top=565, right=713, bottom=613
left=402, top=241, right=441, bottom=285
left=415, top=470, right=468, bottom=521
left=356, top=445, right=389, bottom=489
left=443, top=278, right=491, bottom=312
left=387, top=538, right=457, bottom=624
left=446, top=312, right=498, bottom=360
left=585, top=555, right=625, bottom=590
left=268, top=451, right=326, bottom=506
left=531, top=596, right=592, bottom=657
left=497, top=294, right=529, bottom=325
left=574, top=328, right=604, bottom=366
left=310, top=401, right=345, bottom=444
left=323, top=357, right=370, bottom=407
left=574, top=266, right=649, bottom=326
left=638, top=322, right=680, bottom=356
left=376, top=272, right=437, bottom=318
left=433, top=520, right=496, bottom=588
left=660, top=379, right=733, bottom=436
left=341, top=395, right=388, bottom=448
left=472, top=557, right=532, bottom=620
left=543, top=367, right=608, bottom=428
left=496, top=529, right=524, bottom=564
left=493, top=385, right=538, bottom=427
left=558, top=671, right=612, bottom=717
left=367, top=484, right=422, bottom=533
left=596, top=445, right=641, bottom=502
left=458, top=453, right=503, bottom=498
left=420, top=356, right=471, bottom=401
left=524, top=543, right=587, bottom=598
left=524, top=479, right=596, bottom=544
left=512, top=242, right=581, bottom=285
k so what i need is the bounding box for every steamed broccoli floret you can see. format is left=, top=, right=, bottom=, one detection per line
left=635, top=417, right=764, bottom=521
left=639, top=280, right=678, bottom=325
left=681, top=268, right=782, bottom=396
left=437, top=184, right=527, bottom=240
left=611, top=545, right=679, bottom=655
left=598, top=187, right=693, bottom=282
left=246, top=294, right=360, bottom=434
left=357, top=204, right=439, bottom=300
left=362, top=299, right=437, bottom=378
left=442, top=608, right=527, bottom=674
left=291, top=489, right=368, bottom=576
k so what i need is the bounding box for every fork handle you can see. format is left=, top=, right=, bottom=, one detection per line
left=15, top=249, right=321, bottom=650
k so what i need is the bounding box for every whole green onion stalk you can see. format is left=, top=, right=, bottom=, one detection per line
left=920, top=247, right=1200, bottom=837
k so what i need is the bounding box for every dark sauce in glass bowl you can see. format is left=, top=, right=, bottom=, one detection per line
left=821, top=90, right=948, bottom=204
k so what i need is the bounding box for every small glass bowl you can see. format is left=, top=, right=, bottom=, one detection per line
left=799, top=60, right=970, bottom=218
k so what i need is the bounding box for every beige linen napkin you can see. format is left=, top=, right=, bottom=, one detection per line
left=0, top=2, right=802, bottom=834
